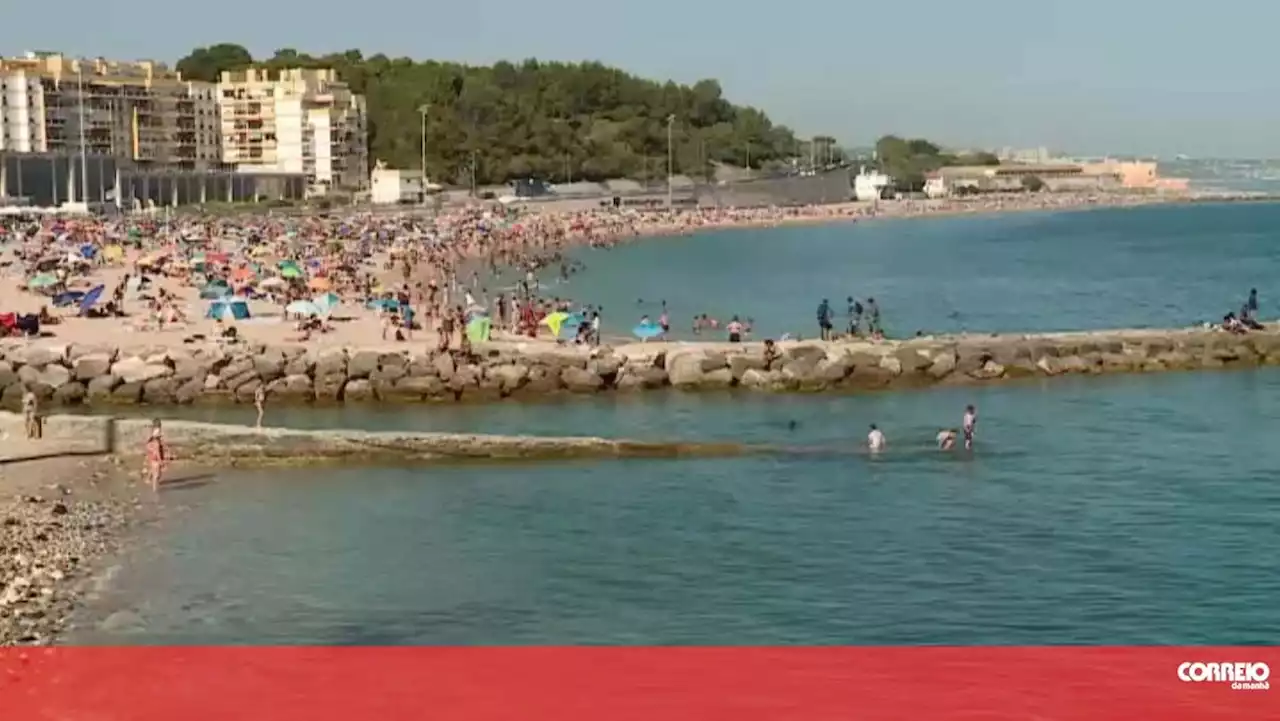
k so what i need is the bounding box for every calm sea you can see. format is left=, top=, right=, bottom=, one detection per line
left=71, top=203, right=1280, bottom=645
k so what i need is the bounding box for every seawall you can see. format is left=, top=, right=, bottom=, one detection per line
left=0, top=412, right=748, bottom=467
left=2, top=327, right=1278, bottom=408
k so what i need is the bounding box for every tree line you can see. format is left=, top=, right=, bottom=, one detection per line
left=177, top=44, right=837, bottom=187
left=873, top=135, right=1001, bottom=191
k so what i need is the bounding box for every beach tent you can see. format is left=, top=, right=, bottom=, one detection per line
left=199, top=280, right=231, bottom=299
left=206, top=298, right=251, bottom=321
left=366, top=298, right=399, bottom=312
left=466, top=316, right=492, bottom=343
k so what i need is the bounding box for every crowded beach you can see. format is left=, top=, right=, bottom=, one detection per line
left=0, top=191, right=1202, bottom=356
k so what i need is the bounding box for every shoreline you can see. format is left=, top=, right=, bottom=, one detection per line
left=0, top=454, right=154, bottom=645
left=2, top=325, right=1278, bottom=410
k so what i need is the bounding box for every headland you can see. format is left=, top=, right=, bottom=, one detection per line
left=3, top=325, right=1278, bottom=410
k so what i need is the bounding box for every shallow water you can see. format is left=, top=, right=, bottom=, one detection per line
left=557, top=202, right=1277, bottom=339
left=71, top=204, right=1280, bottom=645
left=74, top=369, right=1280, bottom=645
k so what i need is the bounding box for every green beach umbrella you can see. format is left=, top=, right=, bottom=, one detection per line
left=466, top=316, right=492, bottom=343
left=27, top=273, right=58, bottom=289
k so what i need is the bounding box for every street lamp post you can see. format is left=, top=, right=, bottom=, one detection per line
left=76, top=62, right=89, bottom=206
left=417, top=104, right=430, bottom=205
left=666, top=114, right=675, bottom=209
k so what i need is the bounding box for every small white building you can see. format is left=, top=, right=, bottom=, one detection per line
left=370, top=162, right=429, bottom=205
left=853, top=167, right=891, bottom=201
left=923, top=173, right=950, bottom=198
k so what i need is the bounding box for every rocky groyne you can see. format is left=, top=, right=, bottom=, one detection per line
left=1, top=327, right=1278, bottom=408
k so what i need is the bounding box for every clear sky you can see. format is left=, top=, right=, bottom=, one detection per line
left=3, top=0, right=1272, bottom=157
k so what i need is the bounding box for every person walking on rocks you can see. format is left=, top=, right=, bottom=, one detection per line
left=254, top=385, right=266, bottom=429
left=817, top=298, right=833, bottom=340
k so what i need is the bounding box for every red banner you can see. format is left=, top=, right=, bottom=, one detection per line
left=0, top=647, right=1274, bottom=720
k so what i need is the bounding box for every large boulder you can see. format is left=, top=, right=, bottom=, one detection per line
left=51, top=381, right=86, bottom=405
left=728, top=355, right=767, bottom=378
left=253, top=350, right=287, bottom=383
left=385, top=375, right=446, bottom=401
left=667, top=352, right=706, bottom=387
left=36, top=364, right=72, bottom=390
left=489, top=364, right=530, bottom=393
left=266, top=374, right=315, bottom=401
left=142, top=377, right=179, bottom=404
left=0, top=361, right=17, bottom=390
left=85, top=375, right=120, bottom=401
left=111, top=357, right=173, bottom=385
left=343, top=379, right=374, bottom=402
left=11, top=345, right=66, bottom=368
left=72, top=354, right=113, bottom=382
left=313, top=348, right=348, bottom=377
left=561, top=367, right=605, bottom=393
left=616, top=367, right=668, bottom=391
left=347, top=349, right=382, bottom=380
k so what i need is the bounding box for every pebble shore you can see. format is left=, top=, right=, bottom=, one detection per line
left=0, top=458, right=148, bottom=646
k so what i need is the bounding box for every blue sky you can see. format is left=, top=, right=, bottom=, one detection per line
left=3, top=0, right=1273, bottom=157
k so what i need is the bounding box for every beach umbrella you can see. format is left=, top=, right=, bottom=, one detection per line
left=286, top=300, right=324, bottom=317
left=466, top=316, right=492, bottom=343
left=313, top=292, right=340, bottom=312
left=541, top=311, right=570, bottom=337
left=26, top=273, right=58, bottom=290
left=632, top=322, right=664, bottom=340
left=51, top=290, right=85, bottom=308
left=366, top=298, right=399, bottom=312
left=259, top=277, right=287, bottom=290
left=231, top=267, right=255, bottom=283
left=307, top=276, right=332, bottom=292
left=279, top=264, right=303, bottom=280
left=78, top=285, right=105, bottom=316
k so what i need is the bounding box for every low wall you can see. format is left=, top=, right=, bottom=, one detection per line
left=0, top=412, right=746, bottom=466
left=2, top=328, right=1278, bottom=408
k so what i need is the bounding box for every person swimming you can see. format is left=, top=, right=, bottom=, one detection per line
left=936, top=429, right=957, bottom=450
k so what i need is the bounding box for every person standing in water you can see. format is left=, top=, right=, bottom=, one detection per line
left=867, top=424, right=886, bottom=453
left=962, top=405, right=977, bottom=450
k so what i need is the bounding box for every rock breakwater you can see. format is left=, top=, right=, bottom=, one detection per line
left=2, top=327, right=1278, bottom=408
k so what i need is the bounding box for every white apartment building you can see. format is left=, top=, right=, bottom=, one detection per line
left=218, top=67, right=368, bottom=195
left=0, top=67, right=48, bottom=152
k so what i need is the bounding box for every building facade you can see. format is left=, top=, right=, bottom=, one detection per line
left=0, top=52, right=222, bottom=170
left=217, top=67, right=368, bottom=195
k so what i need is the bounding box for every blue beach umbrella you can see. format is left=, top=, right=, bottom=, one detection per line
left=366, top=298, right=399, bottom=312
left=199, top=280, right=231, bottom=299
left=632, top=322, right=664, bottom=340
left=78, top=285, right=105, bottom=316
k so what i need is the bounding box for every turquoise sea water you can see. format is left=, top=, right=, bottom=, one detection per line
left=72, top=203, right=1280, bottom=645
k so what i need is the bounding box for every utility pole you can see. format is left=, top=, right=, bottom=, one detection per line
left=417, top=104, right=430, bottom=205
left=666, top=114, right=675, bottom=208
left=76, top=62, right=89, bottom=206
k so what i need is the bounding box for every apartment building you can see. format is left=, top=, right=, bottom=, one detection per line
left=0, top=52, right=222, bottom=169
left=0, top=67, right=47, bottom=152
left=217, top=67, right=368, bottom=195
